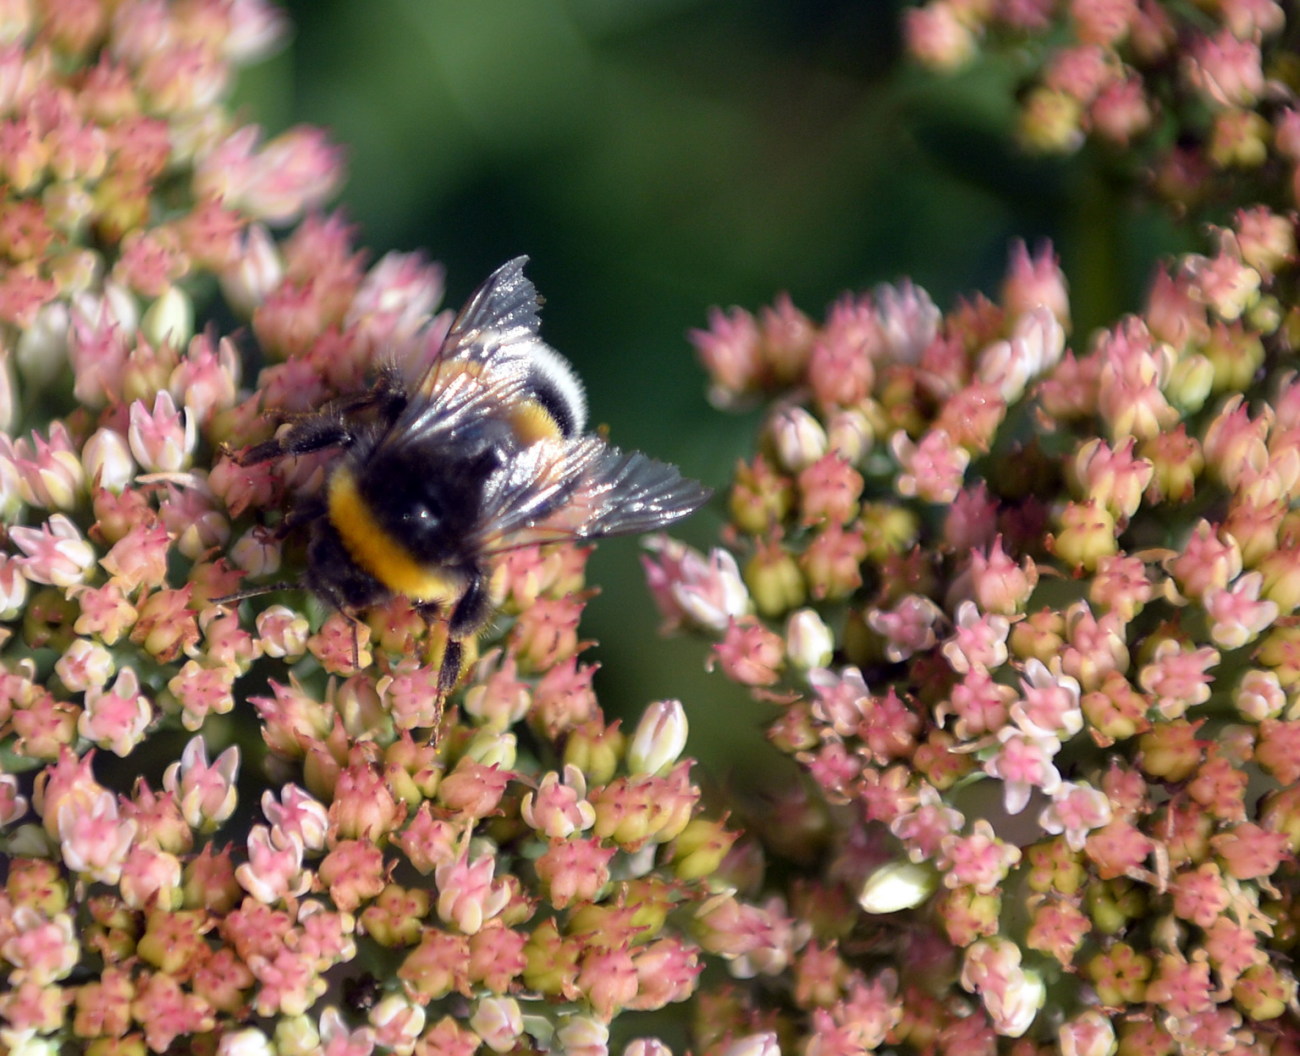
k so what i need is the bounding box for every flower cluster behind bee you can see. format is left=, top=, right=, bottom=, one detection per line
left=657, top=188, right=1300, bottom=1055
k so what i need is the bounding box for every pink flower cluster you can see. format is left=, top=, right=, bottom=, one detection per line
left=661, top=142, right=1300, bottom=1044
left=904, top=0, right=1300, bottom=216
left=0, top=3, right=753, bottom=1055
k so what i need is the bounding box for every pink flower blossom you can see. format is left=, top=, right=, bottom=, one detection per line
left=59, top=788, right=137, bottom=884
left=641, top=535, right=750, bottom=634
left=162, top=735, right=240, bottom=830
left=78, top=666, right=151, bottom=756
left=1039, top=781, right=1112, bottom=851
left=985, top=730, right=1063, bottom=814
left=10, top=512, right=96, bottom=587
left=891, top=428, right=970, bottom=504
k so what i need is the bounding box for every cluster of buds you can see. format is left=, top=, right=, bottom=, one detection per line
left=663, top=194, right=1300, bottom=1044
left=904, top=0, right=1299, bottom=216
left=0, top=3, right=759, bottom=1055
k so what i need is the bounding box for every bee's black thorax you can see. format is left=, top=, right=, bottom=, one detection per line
left=356, top=442, right=500, bottom=566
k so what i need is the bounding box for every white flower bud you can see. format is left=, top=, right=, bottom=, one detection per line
left=627, top=699, right=688, bottom=775
left=858, top=860, right=936, bottom=914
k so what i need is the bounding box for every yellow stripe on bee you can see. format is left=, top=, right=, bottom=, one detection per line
left=509, top=400, right=563, bottom=444
left=327, top=466, right=459, bottom=604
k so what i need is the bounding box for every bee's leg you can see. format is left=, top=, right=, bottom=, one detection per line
left=438, top=638, right=463, bottom=694
left=212, top=581, right=299, bottom=606
left=448, top=574, right=492, bottom=638
left=233, top=413, right=357, bottom=466
left=416, top=575, right=491, bottom=692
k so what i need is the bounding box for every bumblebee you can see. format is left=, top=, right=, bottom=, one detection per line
left=232, top=257, right=711, bottom=690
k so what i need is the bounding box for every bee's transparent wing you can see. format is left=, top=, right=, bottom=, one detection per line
left=476, top=437, right=711, bottom=549
left=385, top=256, right=542, bottom=449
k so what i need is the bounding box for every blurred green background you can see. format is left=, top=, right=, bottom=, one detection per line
left=241, top=0, right=1191, bottom=770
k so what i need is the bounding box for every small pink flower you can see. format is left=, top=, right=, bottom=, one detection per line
left=798, top=452, right=862, bottom=525
left=1183, top=233, right=1261, bottom=322
left=1058, top=1010, right=1116, bottom=1056
left=0, top=773, right=28, bottom=827
left=1234, top=667, right=1285, bottom=721
left=171, top=332, right=241, bottom=424
left=318, top=1006, right=377, bottom=1056
left=875, top=279, right=940, bottom=365
left=82, top=426, right=136, bottom=492
left=641, top=535, right=750, bottom=634
left=867, top=595, right=942, bottom=663
left=236, top=824, right=308, bottom=905
left=520, top=764, right=595, bottom=842
left=53, top=636, right=114, bottom=692
left=533, top=835, right=616, bottom=908
left=1039, top=781, right=1112, bottom=851
left=891, top=428, right=970, bottom=504
left=711, top=616, right=785, bottom=686
left=938, top=819, right=1022, bottom=893
left=2, top=906, right=78, bottom=986
left=531, top=657, right=600, bottom=738
left=1094, top=318, right=1177, bottom=441
left=985, top=730, right=1062, bottom=814
left=162, top=735, right=240, bottom=830
left=369, top=993, right=426, bottom=1054
left=690, top=304, right=763, bottom=408
left=946, top=598, right=1013, bottom=671
left=1137, top=639, right=1220, bottom=719
left=6, top=421, right=85, bottom=510
left=904, top=3, right=977, bottom=72
left=808, top=665, right=871, bottom=736
left=220, top=222, right=284, bottom=313
left=118, top=843, right=183, bottom=910
left=1183, top=28, right=1264, bottom=108
left=128, top=390, right=196, bottom=472
left=1013, top=659, right=1083, bottom=739
left=167, top=660, right=236, bottom=731
left=1146, top=952, right=1214, bottom=1019
left=961, top=939, right=1044, bottom=1038
left=1060, top=602, right=1129, bottom=691
left=1001, top=240, right=1070, bottom=329
left=469, top=996, right=523, bottom=1054
left=1234, top=205, right=1296, bottom=279
left=626, top=699, right=689, bottom=776
left=1088, top=553, right=1153, bottom=622
left=59, top=788, right=137, bottom=884
left=941, top=667, right=1016, bottom=739
left=199, top=124, right=344, bottom=224
left=435, top=852, right=511, bottom=935
left=1072, top=436, right=1152, bottom=521
left=1169, top=519, right=1242, bottom=601
left=254, top=605, right=310, bottom=660
left=10, top=512, right=96, bottom=587
left=891, top=784, right=965, bottom=861
left=99, top=516, right=171, bottom=592
left=331, top=755, right=405, bottom=842
left=1203, top=571, right=1278, bottom=649
left=345, top=251, right=445, bottom=356
left=78, top=666, right=151, bottom=757
left=1043, top=44, right=1114, bottom=105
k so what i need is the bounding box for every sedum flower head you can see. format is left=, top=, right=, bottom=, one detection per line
left=662, top=15, right=1300, bottom=1037
left=0, top=3, right=742, bottom=1053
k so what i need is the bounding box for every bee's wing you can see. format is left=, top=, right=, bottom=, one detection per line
left=476, top=437, right=712, bottom=550
left=383, top=257, right=542, bottom=450
left=423, top=255, right=541, bottom=381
